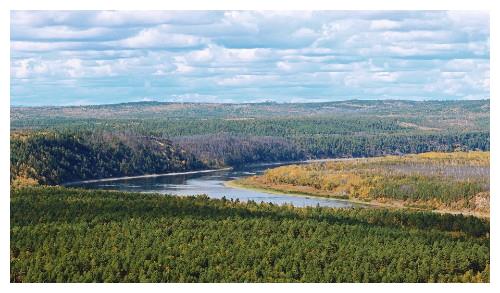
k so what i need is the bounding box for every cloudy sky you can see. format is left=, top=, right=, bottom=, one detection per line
left=10, top=11, right=489, bottom=106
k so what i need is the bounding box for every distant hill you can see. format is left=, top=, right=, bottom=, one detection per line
left=11, top=99, right=490, bottom=121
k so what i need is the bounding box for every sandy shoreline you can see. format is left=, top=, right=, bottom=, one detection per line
left=225, top=180, right=372, bottom=206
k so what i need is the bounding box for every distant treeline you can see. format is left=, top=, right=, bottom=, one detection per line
left=293, top=131, right=490, bottom=158
left=10, top=115, right=488, bottom=136
left=173, top=131, right=489, bottom=166
left=11, top=99, right=490, bottom=121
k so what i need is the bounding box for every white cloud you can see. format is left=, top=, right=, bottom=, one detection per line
left=9, top=11, right=490, bottom=105
left=11, top=57, right=122, bottom=79
left=11, top=11, right=220, bottom=27
left=11, top=11, right=77, bottom=26
left=153, top=69, right=167, bottom=76
left=217, top=75, right=276, bottom=86
left=446, top=11, right=489, bottom=34
left=174, top=63, right=195, bottom=74
left=372, top=71, right=399, bottom=82
left=167, top=93, right=223, bottom=103
left=221, top=11, right=260, bottom=33
left=292, top=28, right=318, bottom=38
left=118, top=27, right=207, bottom=49
left=379, top=30, right=453, bottom=42
left=11, top=41, right=86, bottom=52
left=277, top=61, right=292, bottom=71
left=370, top=19, right=401, bottom=30
left=64, top=59, right=83, bottom=78
left=11, top=58, right=48, bottom=78
left=91, top=11, right=181, bottom=26
left=13, top=26, right=112, bottom=41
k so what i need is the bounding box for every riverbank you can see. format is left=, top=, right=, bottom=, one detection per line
left=224, top=180, right=369, bottom=207
left=61, top=157, right=359, bottom=186
left=227, top=178, right=489, bottom=219
left=63, top=167, right=233, bottom=186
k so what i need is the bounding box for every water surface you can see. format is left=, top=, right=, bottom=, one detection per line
left=72, top=163, right=364, bottom=208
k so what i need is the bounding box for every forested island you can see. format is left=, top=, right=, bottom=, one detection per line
left=10, top=100, right=490, bottom=282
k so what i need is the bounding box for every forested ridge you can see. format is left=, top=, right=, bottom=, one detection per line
left=10, top=131, right=205, bottom=186
left=10, top=100, right=489, bottom=185
left=10, top=129, right=489, bottom=185
left=11, top=186, right=490, bottom=282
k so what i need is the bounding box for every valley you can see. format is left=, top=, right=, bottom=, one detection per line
left=10, top=100, right=491, bottom=283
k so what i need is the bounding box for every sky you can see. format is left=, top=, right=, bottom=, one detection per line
left=10, top=10, right=490, bottom=106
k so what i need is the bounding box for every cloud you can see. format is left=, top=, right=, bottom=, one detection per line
left=217, top=75, right=277, bottom=86
left=10, top=10, right=221, bottom=27
left=371, top=71, right=400, bottom=82
left=11, top=41, right=90, bottom=52
left=10, top=10, right=490, bottom=105
left=11, top=26, right=117, bottom=42
left=370, top=19, right=401, bottom=30
left=117, top=26, right=208, bottom=49
left=11, top=58, right=48, bottom=78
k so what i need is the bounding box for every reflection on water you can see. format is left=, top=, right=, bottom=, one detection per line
left=72, top=164, right=363, bottom=208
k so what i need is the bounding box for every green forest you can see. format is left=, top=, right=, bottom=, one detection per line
left=11, top=187, right=490, bottom=282
left=10, top=100, right=491, bottom=283
left=11, top=131, right=205, bottom=185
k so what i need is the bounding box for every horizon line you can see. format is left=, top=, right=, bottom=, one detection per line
left=10, top=98, right=491, bottom=108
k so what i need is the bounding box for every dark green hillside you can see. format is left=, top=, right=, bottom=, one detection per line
left=11, top=187, right=490, bottom=282
left=173, top=134, right=306, bottom=167
left=293, top=131, right=490, bottom=158
left=10, top=132, right=205, bottom=185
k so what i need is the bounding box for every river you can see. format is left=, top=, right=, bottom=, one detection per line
left=69, top=162, right=365, bottom=208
